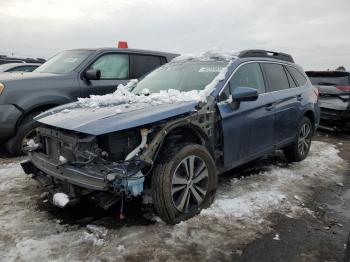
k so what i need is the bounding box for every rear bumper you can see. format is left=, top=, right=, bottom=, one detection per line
left=0, top=104, right=22, bottom=138
left=319, top=107, right=350, bottom=129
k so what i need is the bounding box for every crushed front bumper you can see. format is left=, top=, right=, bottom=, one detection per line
left=21, top=151, right=145, bottom=209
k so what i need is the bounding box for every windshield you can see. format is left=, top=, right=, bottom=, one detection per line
left=35, top=50, right=93, bottom=74
left=306, top=71, right=350, bottom=86
left=132, top=61, right=228, bottom=94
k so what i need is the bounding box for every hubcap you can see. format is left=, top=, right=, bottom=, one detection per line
left=298, top=123, right=312, bottom=156
left=171, top=155, right=209, bottom=213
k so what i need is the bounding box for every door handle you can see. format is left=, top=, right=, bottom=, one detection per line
left=265, top=103, right=275, bottom=111
left=296, top=94, right=303, bottom=101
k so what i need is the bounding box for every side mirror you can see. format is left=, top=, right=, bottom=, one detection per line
left=231, top=86, right=259, bottom=102
left=85, top=69, right=101, bottom=80
left=229, top=86, right=258, bottom=110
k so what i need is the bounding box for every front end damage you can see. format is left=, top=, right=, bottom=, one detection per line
left=21, top=126, right=149, bottom=209
left=21, top=101, right=218, bottom=211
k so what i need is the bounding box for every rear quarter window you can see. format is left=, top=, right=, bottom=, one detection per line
left=287, top=66, right=307, bottom=86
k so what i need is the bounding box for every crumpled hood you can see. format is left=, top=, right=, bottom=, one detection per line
left=35, top=101, right=198, bottom=135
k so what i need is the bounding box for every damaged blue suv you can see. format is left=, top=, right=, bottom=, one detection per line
left=21, top=50, right=320, bottom=224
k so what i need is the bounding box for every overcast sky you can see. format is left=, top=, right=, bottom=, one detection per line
left=0, top=0, right=349, bottom=70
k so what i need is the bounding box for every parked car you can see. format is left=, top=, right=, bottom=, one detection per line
left=0, top=47, right=178, bottom=155
left=306, top=70, right=350, bottom=131
left=0, top=63, right=41, bottom=73
left=21, top=50, right=320, bottom=224
left=0, top=55, right=45, bottom=65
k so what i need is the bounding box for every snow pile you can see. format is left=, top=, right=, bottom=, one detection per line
left=26, top=139, right=39, bottom=148
left=201, top=190, right=286, bottom=219
left=52, top=193, right=69, bottom=208
left=77, top=51, right=236, bottom=109
left=172, top=49, right=238, bottom=62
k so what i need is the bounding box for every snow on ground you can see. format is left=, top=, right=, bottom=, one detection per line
left=0, top=141, right=347, bottom=261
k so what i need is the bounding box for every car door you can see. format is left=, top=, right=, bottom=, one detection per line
left=261, top=63, right=301, bottom=145
left=217, top=62, right=275, bottom=168
left=79, top=53, right=130, bottom=97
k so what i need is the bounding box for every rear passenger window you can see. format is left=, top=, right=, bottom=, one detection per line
left=263, top=63, right=290, bottom=91
left=133, top=55, right=163, bottom=78
left=220, top=63, right=265, bottom=100
left=287, top=66, right=307, bottom=86
left=284, top=67, right=297, bottom=88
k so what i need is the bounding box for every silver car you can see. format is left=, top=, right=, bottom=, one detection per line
left=306, top=70, right=350, bottom=131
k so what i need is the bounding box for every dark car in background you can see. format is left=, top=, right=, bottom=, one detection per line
left=0, top=63, right=41, bottom=73
left=0, top=47, right=178, bottom=155
left=21, top=50, right=320, bottom=224
left=0, top=55, right=45, bottom=65
left=306, top=70, right=350, bottom=131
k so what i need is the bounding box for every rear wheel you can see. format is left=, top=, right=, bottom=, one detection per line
left=5, top=112, right=40, bottom=156
left=151, top=144, right=217, bottom=224
left=283, top=117, right=313, bottom=162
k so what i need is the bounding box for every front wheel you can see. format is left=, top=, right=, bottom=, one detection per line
left=283, top=117, right=313, bottom=162
left=151, top=144, right=217, bottom=224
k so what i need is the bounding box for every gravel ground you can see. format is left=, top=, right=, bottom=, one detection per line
left=0, top=132, right=349, bottom=262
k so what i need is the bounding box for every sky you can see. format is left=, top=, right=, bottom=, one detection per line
left=0, top=0, right=349, bottom=71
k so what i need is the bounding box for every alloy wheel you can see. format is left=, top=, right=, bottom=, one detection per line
left=171, top=155, right=209, bottom=213
left=298, top=123, right=312, bottom=156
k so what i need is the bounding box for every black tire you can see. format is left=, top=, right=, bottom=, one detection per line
left=151, top=144, right=217, bottom=224
left=283, top=117, right=313, bottom=162
left=5, top=112, right=41, bottom=156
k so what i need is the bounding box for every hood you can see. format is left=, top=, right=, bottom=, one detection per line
left=0, top=71, right=61, bottom=82
left=0, top=72, right=58, bottom=82
left=35, top=101, right=198, bottom=135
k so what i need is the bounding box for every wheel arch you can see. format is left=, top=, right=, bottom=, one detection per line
left=303, top=109, right=316, bottom=131
left=15, top=103, right=61, bottom=131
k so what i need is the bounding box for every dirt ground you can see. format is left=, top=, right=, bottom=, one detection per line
left=0, top=131, right=349, bottom=262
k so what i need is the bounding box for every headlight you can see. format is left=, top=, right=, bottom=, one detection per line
left=0, top=83, right=4, bottom=95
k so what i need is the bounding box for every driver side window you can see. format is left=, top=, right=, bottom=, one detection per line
left=221, top=63, right=265, bottom=100
left=90, top=53, right=129, bottom=79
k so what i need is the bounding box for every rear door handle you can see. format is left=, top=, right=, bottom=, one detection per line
left=296, top=94, right=303, bottom=101
left=265, top=103, right=275, bottom=111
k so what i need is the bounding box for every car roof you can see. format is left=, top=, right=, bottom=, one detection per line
left=65, top=47, right=179, bottom=58
left=2, top=63, right=41, bottom=67
left=306, top=71, right=350, bottom=77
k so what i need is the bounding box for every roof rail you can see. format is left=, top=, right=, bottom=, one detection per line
left=238, top=50, right=294, bottom=63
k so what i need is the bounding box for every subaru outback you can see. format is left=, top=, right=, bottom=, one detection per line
left=21, top=50, right=320, bottom=224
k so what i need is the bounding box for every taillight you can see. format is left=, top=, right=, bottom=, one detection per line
left=336, top=85, right=350, bottom=92
left=314, top=87, right=319, bottom=98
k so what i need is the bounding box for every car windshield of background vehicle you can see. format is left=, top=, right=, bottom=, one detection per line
left=132, top=61, right=228, bottom=94
left=308, top=76, right=349, bottom=86
left=35, top=50, right=93, bottom=74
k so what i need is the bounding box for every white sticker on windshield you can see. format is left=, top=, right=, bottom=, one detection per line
left=64, top=58, right=78, bottom=63
left=198, top=67, right=223, bottom=73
